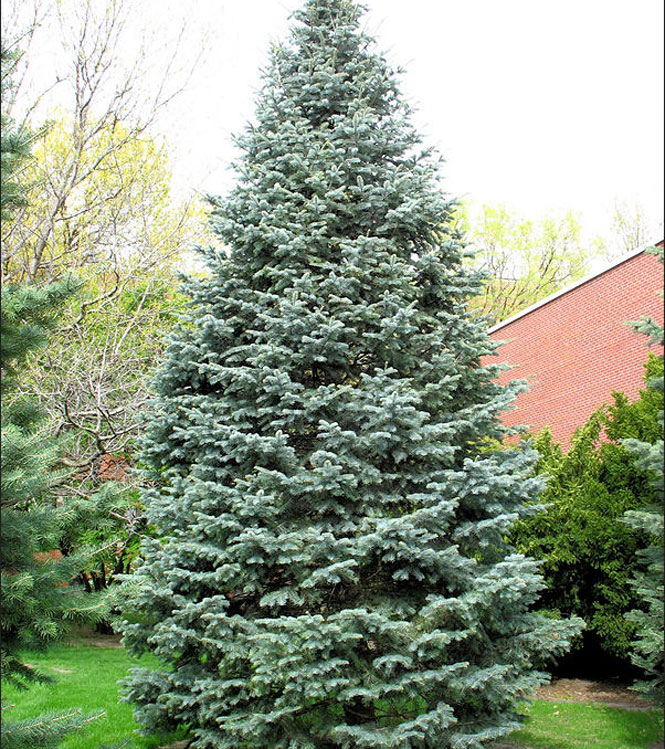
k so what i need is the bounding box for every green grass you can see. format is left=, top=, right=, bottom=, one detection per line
left=1, top=638, right=183, bottom=748
left=2, top=639, right=663, bottom=749
left=508, top=700, right=663, bottom=749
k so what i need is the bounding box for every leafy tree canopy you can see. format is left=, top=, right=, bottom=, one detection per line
left=456, top=203, right=597, bottom=325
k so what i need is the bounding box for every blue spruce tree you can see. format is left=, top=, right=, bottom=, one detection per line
left=120, top=1, right=582, bottom=745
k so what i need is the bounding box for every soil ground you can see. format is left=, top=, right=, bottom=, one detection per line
left=67, top=630, right=124, bottom=649
left=536, top=677, right=658, bottom=711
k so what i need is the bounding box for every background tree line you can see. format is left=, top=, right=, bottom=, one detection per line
left=1, top=0, right=210, bottom=740
left=1, top=0, right=215, bottom=603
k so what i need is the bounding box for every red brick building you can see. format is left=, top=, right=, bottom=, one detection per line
left=487, top=241, right=664, bottom=449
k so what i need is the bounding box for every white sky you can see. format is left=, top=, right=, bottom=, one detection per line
left=8, top=0, right=665, bottom=250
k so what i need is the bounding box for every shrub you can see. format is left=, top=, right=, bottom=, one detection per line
left=512, top=355, right=663, bottom=664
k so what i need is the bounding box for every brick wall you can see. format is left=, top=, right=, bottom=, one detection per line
left=486, top=245, right=664, bottom=449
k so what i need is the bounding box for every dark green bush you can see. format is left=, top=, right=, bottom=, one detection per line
left=511, top=354, right=664, bottom=663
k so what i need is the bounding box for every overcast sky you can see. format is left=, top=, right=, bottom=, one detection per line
left=10, top=0, right=665, bottom=250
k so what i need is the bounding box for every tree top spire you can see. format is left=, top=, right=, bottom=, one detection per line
left=294, top=0, right=366, bottom=28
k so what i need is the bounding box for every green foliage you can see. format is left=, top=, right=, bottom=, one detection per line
left=622, top=501, right=664, bottom=702
left=1, top=278, right=79, bottom=390
left=0, top=640, right=184, bottom=749
left=1, top=265, right=99, bottom=662
left=1, top=37, right=104, bottom=746
left=457, top=202, right=596, bottom=324
left=1, top=42, right=35, bottom=222
left=1, top=282, right=110, bottom=747
left=120, top=1, right=581, bottom=746
left=605, top=357, right=664, bottom=446
left=621, top=244, right=664, bottom=703
left=61, top=484, right=144, bottom=591
left=512, top=355, right=664, bottom=663
left=0, top=707, right=105, bottom=749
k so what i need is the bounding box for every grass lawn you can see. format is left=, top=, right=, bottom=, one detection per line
left=509, top=700, right=663, bottom=748
left=2, top=638, right=663, bottom=748
left=0, top=638, right=184, bottom=749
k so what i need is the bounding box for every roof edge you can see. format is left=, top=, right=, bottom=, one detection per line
left=487, top=238, right=664, bottom=335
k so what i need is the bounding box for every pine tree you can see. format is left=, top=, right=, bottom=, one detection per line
left=1, top=262, right=107, bottom=748
left=1, top=283, right=109, bottom=678
left=1, top=44, right=31, bottom=222
left=120, top=2, right=582, bottom=745
left=621, top=244, right=664, bottom=703
left=1, top=35, right=104, bottom=747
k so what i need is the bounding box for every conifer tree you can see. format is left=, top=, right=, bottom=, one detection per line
left=120, top=2, right=582, bottom=745
left=1, top=43, right=33, bottom=222
left=0, top=234, right=107, bottom=749
left=622, top=244, right=664, bottom=702
left=1, top=283, right=108, bottom=678
left=1, top=36, right=104, bottom=747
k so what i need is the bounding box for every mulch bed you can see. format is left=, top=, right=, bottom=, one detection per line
left=536, top=677, right=659, bottom=711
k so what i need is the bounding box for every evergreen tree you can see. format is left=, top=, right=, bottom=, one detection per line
left=1, top=258, right=107, bottom=748
left=1, top=35, right=104, bottom=747
left=622, top=244, right=664, bottom=702
left=1, top=43, right=32, bottom=222
left=1, top=284, right=111, bottom=669
left=120, top=2, right=582, bottom=745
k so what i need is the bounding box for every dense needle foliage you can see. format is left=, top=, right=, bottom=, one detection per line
left=622, top=245, right=664, bottom=702
left=120, top=2, right=581, bottom=746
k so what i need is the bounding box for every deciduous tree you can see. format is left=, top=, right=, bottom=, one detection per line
left=1, top=0, right=212, bottom=472
left=4, top=118, right=199, bottom=470
left=459, top=203, right=594, bottom=325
